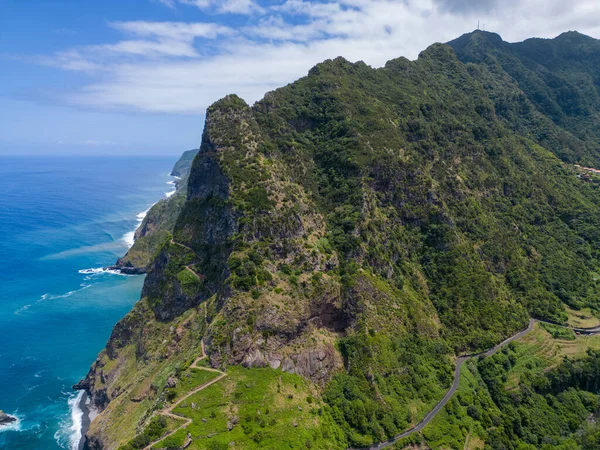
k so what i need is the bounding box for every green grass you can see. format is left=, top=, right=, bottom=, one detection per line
left=163, top=366, right=346, bottom=449
left=505, top=323, right=600, bottom=388
left=176, top=268, right=203, bottom=296
left=169, top=367, right=221, bottom=400
left=539, top=322, right=576, bottom=340
left=565, top=305, right=600, bottom=328
left=84, top=302, right=209, bottom=450
left=118, top=414, right=183, bottom=450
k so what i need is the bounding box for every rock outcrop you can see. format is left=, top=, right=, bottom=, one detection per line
left=0, top=410, right=17, bottom=426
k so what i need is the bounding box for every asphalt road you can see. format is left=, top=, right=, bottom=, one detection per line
left=353, top=316, right=600, bottom=450
left=353, top=319, right=538, bottom=450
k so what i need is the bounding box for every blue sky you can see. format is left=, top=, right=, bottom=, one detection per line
left=1, top=0, right=599, bottom=156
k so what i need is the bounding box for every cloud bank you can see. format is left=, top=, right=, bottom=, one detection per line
left=39, top=0, right=600, bottom=114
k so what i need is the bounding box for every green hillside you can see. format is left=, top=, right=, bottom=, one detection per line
left=79, top=31, right=600, bottom=450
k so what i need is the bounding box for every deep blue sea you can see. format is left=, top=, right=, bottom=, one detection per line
left=0, top=156, right=177, bottom=449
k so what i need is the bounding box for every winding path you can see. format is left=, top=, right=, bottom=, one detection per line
left=356, top=318, right=600, bottom=450
left=142, top=341, right=226, bottom=450
left=170, top=239, right=201, bottom=258
left=170, top=238, right=204, bottom=281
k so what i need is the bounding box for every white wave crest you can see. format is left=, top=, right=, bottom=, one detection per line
left=122, top=230, right=135, bottom=248
left=39, top=287, right=90, bottom=301
left=15, top=285, right=93, bottom=314
left=136, top=209, right=150, bottom=220
left=14, top=304, right=32, bottom=315
left=164, top=177, right=177, bottom=198
left=121, top=205, right=153, bottom=248
left=54, top=391, right=84, bottom=450
left=78, top=267, right=126, bottom=276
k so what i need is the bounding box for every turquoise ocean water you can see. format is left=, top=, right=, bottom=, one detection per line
left=0, top=155, right=177, bottom=449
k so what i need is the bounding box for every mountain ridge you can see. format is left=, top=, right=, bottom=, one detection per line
left=78, top=30, right=600, bottom=450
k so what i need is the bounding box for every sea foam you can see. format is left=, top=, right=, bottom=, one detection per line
left=41, top=285, right=92, bottom=301
left=136, top=208, right=150, bottom=220
left=78, top=267, right=128, bottom=276
left=121, top=206, right=151, bottom=248
left=122, top=230, right=136, bottom=248
left=121, top=175, right=178, bottom=247
left=54, top=390, right=84, bottom=450
left=165, top=178, right=177, bottom=198
left=15, top=285, right=92, bottom=314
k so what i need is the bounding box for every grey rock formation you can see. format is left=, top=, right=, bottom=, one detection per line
left=0, top=410, right=17, bottom=426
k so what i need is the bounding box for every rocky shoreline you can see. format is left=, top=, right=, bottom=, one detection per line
left=104, top=263, right=147, bottom=275
left=76, top=391, right=95, bottom=450
left=0, top=410, right=17, bottom=427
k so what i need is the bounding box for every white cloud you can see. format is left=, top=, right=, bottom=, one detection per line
left=110, top=21, right=230, bottom=40
left=40, top=21, right=232, bottom=71
left=273, top=0, right=345, bottom=18
left=168, top=0, right=264, bottom=14
left=157, top=0, right=177, bottom=8
left=35, top=0, right=600, bottom=114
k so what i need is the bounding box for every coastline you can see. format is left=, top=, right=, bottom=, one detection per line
left=77, top=391, right=90, bottom=450
left=74, top=171, right=180, bottom=448
left=0, top=156, right=179, bottom=450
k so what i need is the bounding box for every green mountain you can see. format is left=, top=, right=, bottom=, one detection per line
left=79, top=31, right=600, bottom=450
left=448, top=30, right=600, bottom=166
left=171, top=149, right=201, bottom=179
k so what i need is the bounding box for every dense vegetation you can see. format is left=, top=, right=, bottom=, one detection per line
left=225, top=31, right=600, bottom=444
left=422, top=343, right=600, bottom=450
left=449, top=31, right=600, bottom=166
left=81, top=30, right=600, bottom=450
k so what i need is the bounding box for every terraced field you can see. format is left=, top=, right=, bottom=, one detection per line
left=506, top=322, right=600, bottom=388
left=566, top=305, right=600, bottom=328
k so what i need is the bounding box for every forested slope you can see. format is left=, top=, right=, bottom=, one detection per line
left=79, top=31, right=600, bottom=450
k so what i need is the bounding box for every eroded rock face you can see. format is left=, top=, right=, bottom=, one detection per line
left=73, top=357, right=114, bottom=413
left=206, top=278, right=351, bottom=385
left=188, top=146, right=230, bottom=201
left=76, top=94, right=352, bottom=446
left=240, top=344, right=341, bottom=384
left=281, top=345, right=342, bottom=384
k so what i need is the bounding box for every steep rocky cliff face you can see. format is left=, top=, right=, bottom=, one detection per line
left=185, top=96, right=357, bottom=382
left=79, top=31, right=600, bottom=449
